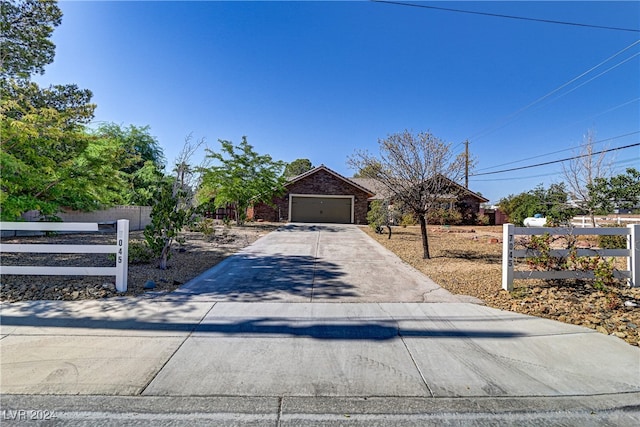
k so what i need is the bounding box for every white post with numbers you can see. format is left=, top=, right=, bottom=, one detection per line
left=115, top=219, right=129, bottom=292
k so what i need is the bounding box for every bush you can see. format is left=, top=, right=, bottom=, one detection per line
left=477, top=214, right=490, bottom=226
left=599, top=234, right=627, bottom=249
left=427, top=208, right=462, bottom=225
left=367, top=200, right=385, bottom=232
left=108, top=240, right=154, bottom=265
left=400, top=213, right=417, bottom=227
left=128, top=241, right=154, bottom=264
left=191, top=217, right=217, bottom=239
left=597, top=225, right=627, bottom=249
left=524, top=232, right=623, bottom=290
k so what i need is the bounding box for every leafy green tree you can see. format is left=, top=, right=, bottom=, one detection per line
left=93, top=123, right=165, bottom=173
left=499, top=183, right=575, bottom=226
left=0, top=0, right=136, bottom=220
left=92, top=123, right=166, bottom=205
left=198, top=137, right=286, bottom=225
left=144, top=176, right=192, bottom=270
left=588, top=168, right=640, bottom=213
left=283, top=158, right=313, bottom=178
left=129, top=161, right=166, bottom=206
left=0, top=81, right=108, bottom=220
left=1, top=79, right=94, bottom=125
left=0, top=0, right=62, bottom=79
left=498, top=192, right=542, bottom=226
left=143, top=137, right=204, bottom=270
left=352, top=161, right=382, bottom=178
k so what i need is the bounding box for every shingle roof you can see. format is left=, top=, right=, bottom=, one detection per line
left=286, top=165, right=488, bottom=203
left=351, top=175, right=489, bottom=203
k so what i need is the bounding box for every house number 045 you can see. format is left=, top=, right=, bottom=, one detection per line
left=117, top=239, right=123, bottom=264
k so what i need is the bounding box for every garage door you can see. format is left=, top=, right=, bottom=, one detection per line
left=290, top=196, right=352, bottom=223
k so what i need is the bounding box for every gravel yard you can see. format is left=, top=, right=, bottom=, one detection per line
left=362, top=225, right=640, bottom=347
left=2, top=222, right=638, bottom=346
left=0, top=223, right=278, bottom=300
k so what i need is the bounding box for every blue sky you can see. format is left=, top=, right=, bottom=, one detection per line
left=35, top=1, right=639, bottom=204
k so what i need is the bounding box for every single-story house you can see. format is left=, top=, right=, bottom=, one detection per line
left=250, top=165, right=489, bottom=224
left=251, top=165, right=375, bottom=224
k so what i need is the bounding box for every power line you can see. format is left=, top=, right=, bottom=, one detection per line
left=471, top=160, right=640, bottom=184
left=371, top=1, right=640, bottom=33
left=542, top=52, right=640, bottom=105
left=468, top=40, right=640, bottom=142
left=471, top=156, right=640, bottom=182
left=542, top=97, right=640, bottom=138
left=470, top=143, right=640, bottom=177
left=471, top=172, right=563, bottom=182
left=474, top=131, right=640, bottom=172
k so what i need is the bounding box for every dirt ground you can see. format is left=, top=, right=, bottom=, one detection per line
left=0, top=223, right=278, bottom=300
left=362, top=225, right=640, bottom=347
left=2, top=222, right=638, bottom=346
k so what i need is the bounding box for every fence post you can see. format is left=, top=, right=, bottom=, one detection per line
left=502, top=223, right=515, bottom=291
left=629, top=224, right=639, bottom=288
left=115, top=219, right=129, bottom=292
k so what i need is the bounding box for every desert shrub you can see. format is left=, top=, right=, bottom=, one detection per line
left=427, top=208, right=462, bottom=226
left=526, top=233, right=564, bottom=271
left=599, top=234, right=627, bottom=249
left=597, top=225, right=627, bottom=249
left=400, top=213, right=417, bottom=227
left=128, top=241, right=154, bottom=264
left=108, top=240, right=154, bottom=265
left=367, top=200, right=386, bottom=232
left=191, top=217, right=217, bottom=239
left=477, top=214, right=490, bottom=226
left=524, top=232, right=623, bottom=290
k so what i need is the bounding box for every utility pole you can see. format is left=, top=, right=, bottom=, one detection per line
left=465, top=139, right=469, bottom=188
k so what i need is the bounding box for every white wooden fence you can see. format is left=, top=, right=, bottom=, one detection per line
left=502, top=224, right=639, bottom=291
left=571, top=215, right=640, bottom=228
left=0, top=220, right=129, bottom=292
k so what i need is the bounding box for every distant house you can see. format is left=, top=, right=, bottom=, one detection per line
left=251, top=165, right=374, bottom=224
left=478, top=206, right=509, bottom=225
left=250, top=165, right=488, bottom=224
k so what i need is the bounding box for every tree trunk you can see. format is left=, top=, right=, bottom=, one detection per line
left=418, top=214, right=430, bottom=259
left=159, top=242, right=170, bottom=270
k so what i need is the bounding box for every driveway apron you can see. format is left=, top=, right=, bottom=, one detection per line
left=175, top=223, right=474, bottom=303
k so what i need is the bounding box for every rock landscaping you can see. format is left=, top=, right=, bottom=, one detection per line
left=2, top=222, right=638, bottom=347
left=0, top=223, right=277, bottom=301
left=363, top=225, right=640, bottom=347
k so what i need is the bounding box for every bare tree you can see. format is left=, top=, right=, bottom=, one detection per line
left=562, top=130, right=611, bottom=226
left=349, top=130, right=466, bottom=259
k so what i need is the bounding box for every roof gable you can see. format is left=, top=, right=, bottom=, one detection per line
left=287, top=165, right=375, bottom=196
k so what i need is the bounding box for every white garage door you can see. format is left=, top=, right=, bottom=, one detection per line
left=290, top=196, right=352, bottom=223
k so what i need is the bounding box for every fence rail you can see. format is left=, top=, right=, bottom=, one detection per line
left=0, top=220, right=129, bottom=292
left=571, top=215, right=640, bottom=228
left=501, top=223, right=638, bottom=291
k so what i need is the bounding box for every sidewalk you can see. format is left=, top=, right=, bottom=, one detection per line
left=1, top=224, right=639, bottom=425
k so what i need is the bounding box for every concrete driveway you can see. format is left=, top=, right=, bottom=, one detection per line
left=1, top=223, right=639, bottom=425
left=175, top=223, right=480, bottom=303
